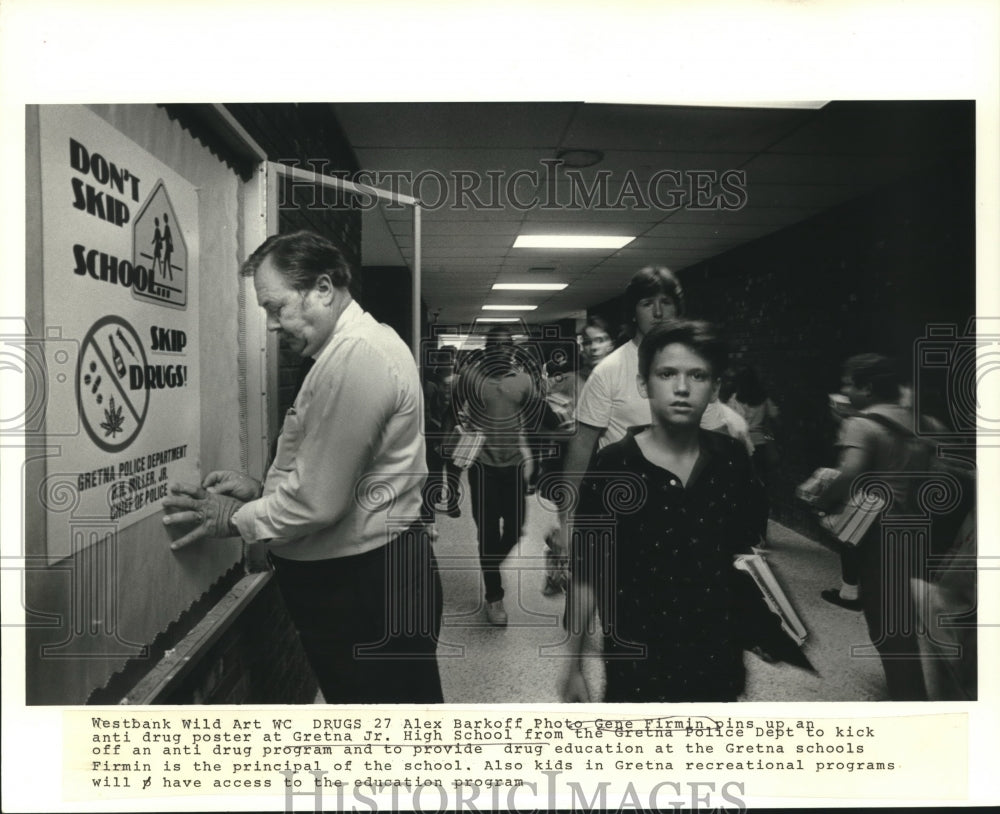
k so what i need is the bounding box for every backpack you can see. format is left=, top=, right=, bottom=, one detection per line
left=857, top=412, right=975, bottom=556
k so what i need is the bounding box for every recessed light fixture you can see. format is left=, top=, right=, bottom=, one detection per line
left=513, top=234, right=634, bottom=249
left=475, top=317, right=521, bottom=323
left=492, top=283, right=567, bottom=291
left=437, top=333, right=526, bottom=348
left=482, top=304, right=537, bottom=311
left=437, top=334, right=470, bottom=346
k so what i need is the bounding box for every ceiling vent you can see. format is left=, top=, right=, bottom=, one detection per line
left=528, top=266, right=557, bottom=273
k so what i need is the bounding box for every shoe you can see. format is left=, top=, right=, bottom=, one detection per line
left=821, top=588, right=863, bottom=611
left=485, top=600, right=508, bottom=627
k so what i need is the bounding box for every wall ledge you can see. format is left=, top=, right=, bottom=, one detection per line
left=120, top=572, right=271, bottom=705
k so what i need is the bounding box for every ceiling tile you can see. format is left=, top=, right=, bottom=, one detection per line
left=741, top=152, right=925, bottom=187
left=626, top=236, right=743, bottom=252
left=645, top=221, right=784, bottom=240
left=767, top=100, right=973, bottom=156
left=412, top=247, right=509, bottom=259
left=551, top=150, right=755, bottom=182
left=353, top=148, right=555, bottom=179
left=334, top=102, right=577, bottom=148
left=396, top=235, right=514, bottom=250
left=664, top=206, right=822, bottom=226
left=322, top=101, right=972, bottom=327
left=420, top=257, right=503, bottom=268
left=562, top=104, right=812, bottom=152
left=390, top=220, right=522, bottom=238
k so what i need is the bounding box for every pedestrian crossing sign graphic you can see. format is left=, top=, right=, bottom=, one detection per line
left=132, top=180, right=188, bottom=309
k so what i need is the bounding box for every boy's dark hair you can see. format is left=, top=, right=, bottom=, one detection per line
left=241, top=230, right=352, bottom=290
left=843, top=353, right=901, bottom=402
left=484, top=324, right=514, bottom=347
left=638, top=320, right=728, bottom=382
left=623, top=266, right=685, bottom=328
left=732, top=364, right=768, bottom=406
left=582, top=313, right=614, bottom=338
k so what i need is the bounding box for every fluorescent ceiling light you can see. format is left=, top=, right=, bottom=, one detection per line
left=482, top=304, right=537, bottom=311
left=492, top=283, right=567, bottom=291
left=513, top=234, right=634, bottom=249
left=475, top=317, right=521, bottom=323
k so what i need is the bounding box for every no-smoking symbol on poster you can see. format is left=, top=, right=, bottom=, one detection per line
left=76, top=315, right=150, bottom=452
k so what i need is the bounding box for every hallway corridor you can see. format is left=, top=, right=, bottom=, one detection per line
left=427, top=471, right=888, bottom=704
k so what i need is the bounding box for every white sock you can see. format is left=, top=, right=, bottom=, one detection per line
left=839, top=582, right=859, bottom=601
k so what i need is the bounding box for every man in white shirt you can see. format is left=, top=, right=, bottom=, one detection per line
left=162, top=231, right=442, bottom=703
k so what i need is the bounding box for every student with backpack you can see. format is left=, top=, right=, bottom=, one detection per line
left=812, top=353, right=951, bottom=700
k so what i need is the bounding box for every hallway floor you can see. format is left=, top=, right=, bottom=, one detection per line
left=426, top=472, right=889, bottom=704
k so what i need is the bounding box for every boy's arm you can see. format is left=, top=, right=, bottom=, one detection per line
left=814, top=416, right=874, bottom=512
left=559, top=579, right=597, bottom=702
left=813, top=446, right=869, bottom=511
left=557, top=423, right=602, bottom=530
left=558, top=461, right=604, bottom=702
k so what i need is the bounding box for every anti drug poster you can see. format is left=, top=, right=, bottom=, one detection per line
left=38, top=106, right=200, bottom=564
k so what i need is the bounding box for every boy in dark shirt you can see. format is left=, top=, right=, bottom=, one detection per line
left=560, top=320, right=766, bottom=702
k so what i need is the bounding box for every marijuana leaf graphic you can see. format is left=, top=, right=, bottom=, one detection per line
left=100, top=397, right=125, bottom=438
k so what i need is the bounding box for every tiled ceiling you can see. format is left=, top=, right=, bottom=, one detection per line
left=332, top=101, right=972, bottom=327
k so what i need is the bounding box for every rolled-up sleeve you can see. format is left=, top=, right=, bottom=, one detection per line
left=575, top=364, right=612, bottom=430
left=836, top=415, right=875, bottom=452
left=232, top=338, right=398, bottom=544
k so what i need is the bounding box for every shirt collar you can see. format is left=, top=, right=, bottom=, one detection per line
left=311, top=298, right=363, bottom=361
left=333, top=298, right=363, bottom=334
left=622, top=426, right=720, bottom=488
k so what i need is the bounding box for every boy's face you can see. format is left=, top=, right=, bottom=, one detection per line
left=633, top=292, right=678, bottom=339
left=581, top=325, right=613, bottom=366
left=841, top=373, right=873, bottom=409
left=638, top=342, right=719, bottom=428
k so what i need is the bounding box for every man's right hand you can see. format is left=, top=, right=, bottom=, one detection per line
left=558, top=662, right=591, bottom=702
left=203, top=470, right=262, bottom=501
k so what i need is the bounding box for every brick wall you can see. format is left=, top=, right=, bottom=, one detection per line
left=227, top=103, right=363, bottom=418
left=590, top=154, right=975, bottom=532
left=362, top=265, right=415, bottom=346
left=161, top=577, right=317, bottom=705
